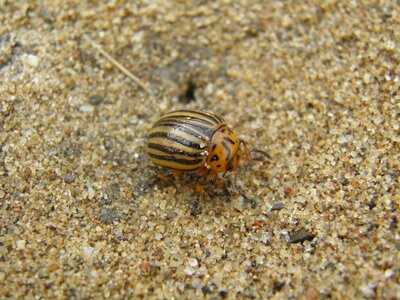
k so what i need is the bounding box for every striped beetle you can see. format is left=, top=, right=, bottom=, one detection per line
left=146, top=109, right=268, bottom=195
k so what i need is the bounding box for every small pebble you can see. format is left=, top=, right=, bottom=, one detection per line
left=206, top=233, right=214, bottom=240
left=16, top=240, right=26, bottom=250
left=88, top=187, right=95, bottom=200
left=219, top=290, right=228, bottom=298
left=63, top=174, right=75, bottom=184
left=259, top=233, right=270, bottom=245
left=26, top=54, right=39, bottom=68
left=83, top=246, right=95, bottom=256
left=159, top=200, right=166, bottom=210
left=80, top=105, right=94, bottom=113
left=360, top=285, right=375, bottom=297
left=89, top=95, right=102, bottom=105
left=270, top=203, right=284, bottom=211
left=184, top=267, right=195, bottom=276
left=273, top=280, right=286, bottom=292
left=40, top=7, right=53, bottom=22
left=384, top=269, right=393, bottom=279
left=289, top=228, right=315, bottom=244
left=188, top=258, right=198, bottom=267
left=0, top=190, right=5, bottom=199
left=201, top=285, right=212, bottom=295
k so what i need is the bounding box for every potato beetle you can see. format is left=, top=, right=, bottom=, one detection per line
left=146, top=109, right=268, bottom=195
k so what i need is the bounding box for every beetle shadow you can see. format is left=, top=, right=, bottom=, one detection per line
left=137, top=167, right=241, bottom=215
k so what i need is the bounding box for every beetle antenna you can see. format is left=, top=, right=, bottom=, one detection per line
left=249, top=149, right=271, bottom=161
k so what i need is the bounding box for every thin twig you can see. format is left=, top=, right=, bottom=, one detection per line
left=83, top=35, right=148, bottom=92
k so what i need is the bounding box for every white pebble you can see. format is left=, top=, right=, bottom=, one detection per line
left=26, top=54, right=39, bottom=67
left=188, top=258, right=198, bottom=267
left=338, top=136, right=347, bottom=144
left=384, top=269, right=393, bottom=279
left=80, top=105, right=94, bottom=113
left=88, top=187, right=95, bottom=200
left=206, top=233, right=214, bottom=240
left=360, top=285, right=375, bottom=297
left=170, top=261, right=181, bottom=268
left=159, top=200, right=166, bottom=210
left=16, top=240, right=26, bottom=249
left=184, top=266, right=195, bottom=276
left=83, top=246, right=95, bottom=255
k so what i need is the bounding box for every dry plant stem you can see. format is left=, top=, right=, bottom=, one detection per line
left=83, top=35, right=149, bottom=92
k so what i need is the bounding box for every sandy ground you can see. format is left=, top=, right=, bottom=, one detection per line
left=1, top=1, right=399, bottom=299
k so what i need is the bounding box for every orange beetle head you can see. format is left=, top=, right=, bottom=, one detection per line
left=207, top=127, right=248, bottom=174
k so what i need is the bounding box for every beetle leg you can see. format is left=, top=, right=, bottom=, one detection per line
left=195, top=177, right=202, bottom=194
left=192, top=171, right=205, bottom=216
left=191, top=194, right=200, bottom=216
left=208, top=169, right=217, bottom=183
left=192, top=166, right=208, bottom=211
left=215, top=178, right=225, bottom=188
left=140, top=177, right=160, bottom=193
left=170, top=169, right=183, bottom=178
left=151, top=169, right=183, bottom=191
left=209, top=170, right=225, bottom=188
left=195, top=166, right=208, bottom=195
left=157, top=173, right=169, bottom=182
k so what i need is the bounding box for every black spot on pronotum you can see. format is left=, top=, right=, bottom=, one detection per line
left=211, top=154, right=219, bottom=161
left=179, top=79, right=196, bottom=103
left=212, top=144, right=217, bottom=151
left=217, top=164, right=221, bottom=168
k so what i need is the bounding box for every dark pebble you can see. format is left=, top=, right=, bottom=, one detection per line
left=63, top=174, right=75, bottom=184
left=89, top=95, right=102, bottom=105
left=201, top=285, right=212, bottom=295
left=366, top=199, right=376, bottom=210
left=273, top=280, right=286, bottom=292
left=219, top=290, right=228, bottom=298
left=289, top=228, right=315, bottom=244
left=270, top=203, right=284, bottom=211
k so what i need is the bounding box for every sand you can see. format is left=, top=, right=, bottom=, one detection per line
left=1, top=1, right=399, bottom=299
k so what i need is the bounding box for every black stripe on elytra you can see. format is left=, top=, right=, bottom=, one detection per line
left=223, top=136, right=236, bottom=145
left=213, top=114, right=224, bottom=123
left=148, top=132, right=203, bottom=149
left=155, top=121, right=215, bottom=139
left=153, top=121, right=208, bottom=141
left=159, top=115, right=214, bottom=126
left=221, top=141, right=231, bottom=160
left=171, top=110, right=222, bottom=125
left=149, top=153, right=203, bottom=165
left=148, top=143, right=203, bottom=158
